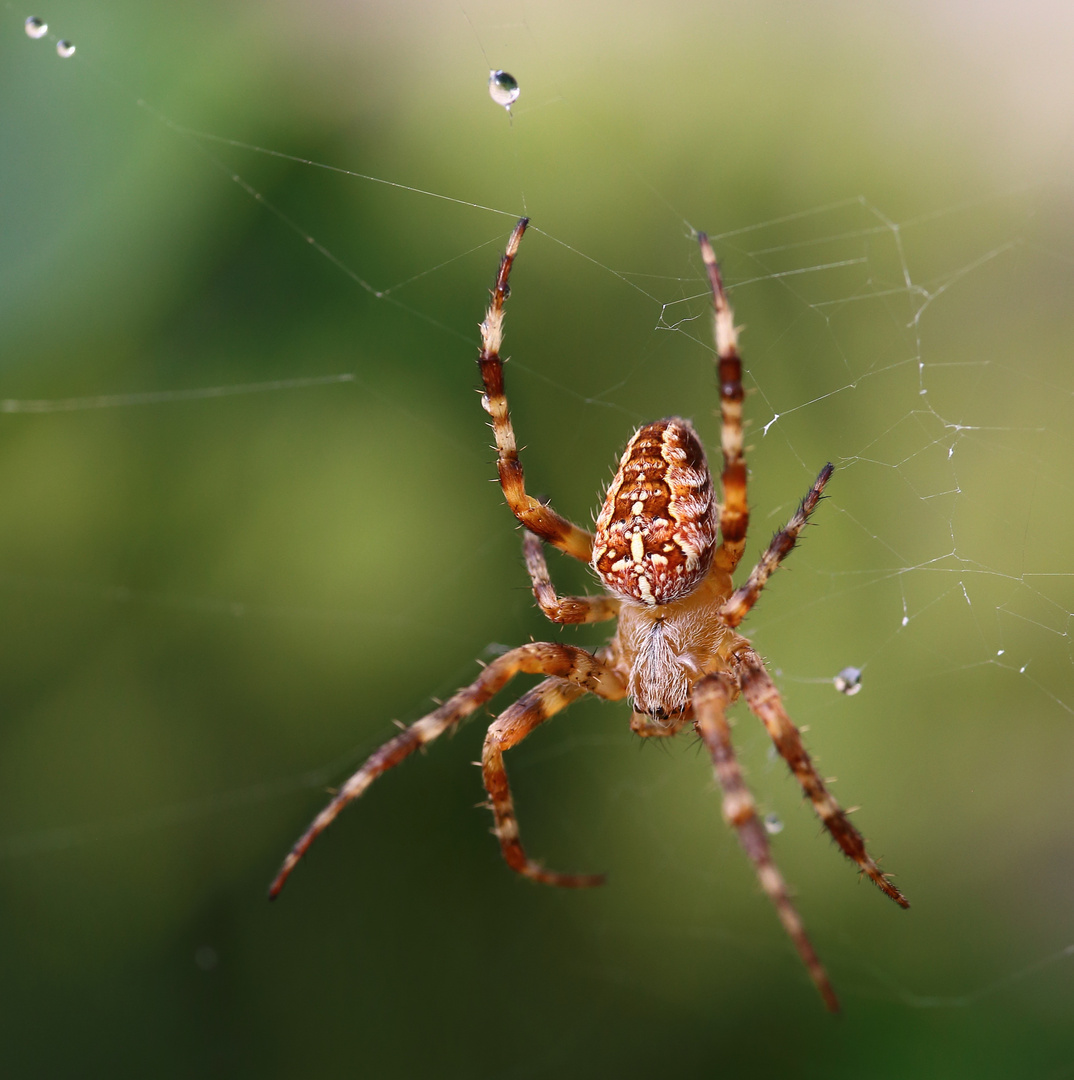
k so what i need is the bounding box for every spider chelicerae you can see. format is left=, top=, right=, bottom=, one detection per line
left=269, top=218, right=909, bottom=1011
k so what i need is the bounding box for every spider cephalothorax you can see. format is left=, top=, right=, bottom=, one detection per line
left=270, top=219, right=908, bottom=1012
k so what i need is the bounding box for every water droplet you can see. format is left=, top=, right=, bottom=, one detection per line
left=25, top=16, right=48, bottom=38
left=56, top=39, right=75, bottom=58
left=901, top=615, right=909, bottom=627
left=488, top=70, right=520, bottom=110
left=763, top=813, right=784, bottom=835
left=834, top=666, right=863, bottom=696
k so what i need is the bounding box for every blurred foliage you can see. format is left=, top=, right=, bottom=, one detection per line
left=1, top=1, right=1073, bottom=1076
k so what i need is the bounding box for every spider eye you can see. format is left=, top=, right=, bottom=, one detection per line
left=592, top=417, right=717, bottom=605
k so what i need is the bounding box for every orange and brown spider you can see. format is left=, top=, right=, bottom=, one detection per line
left=269, top=218, right=909, bottom=1011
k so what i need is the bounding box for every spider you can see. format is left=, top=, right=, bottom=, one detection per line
left=269, top=218, right=909, bottom=1011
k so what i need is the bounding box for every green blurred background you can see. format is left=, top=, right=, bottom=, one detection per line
left=2, top=1, right=1073, bottom=1076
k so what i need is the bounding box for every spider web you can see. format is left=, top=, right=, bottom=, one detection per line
left=2, top=1, right=1073, bottom=1076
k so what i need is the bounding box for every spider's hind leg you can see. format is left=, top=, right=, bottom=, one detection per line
left=698, top=232, right=748, bottom=575
left=478, top=219, right=596, bottom=563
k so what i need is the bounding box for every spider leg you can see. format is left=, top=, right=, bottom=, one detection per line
left=719, top=463, right=834, bottom=628
left=269, top=642, right=625, bottom=898
left=737, top=649, right=910, bottom=909
left=479, top=218, right=596, bottom=564
left=523, top=532, right=620, bottom=624
left=483, top=677, right=612, bottom=887
left=692, top=673, right=840, bottom=1013
left=698, top=233, right=748, bottom=575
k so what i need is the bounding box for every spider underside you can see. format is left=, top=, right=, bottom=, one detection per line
left=269, top=218, right=909, bottom=1013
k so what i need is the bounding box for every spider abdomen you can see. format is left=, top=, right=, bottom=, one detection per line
left=592, top=418, right=718, bottom=605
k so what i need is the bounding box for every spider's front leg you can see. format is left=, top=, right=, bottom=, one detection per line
left=709, top=465, right=908, bottom=909
left=692, top=673, right=840, bottom=1013
left=737, top=649, right=909, bottom=908
left=478, top=218, right=595, bottom=563
left=269, top=641, right=624, bottom=898
left=483, top=675, right=626, bottom=887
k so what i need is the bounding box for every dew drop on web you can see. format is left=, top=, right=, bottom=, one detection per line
left=763, top=813, right=784, bottom=835
left=56, top=39, right=76, bottom=58
left=488, top=70, right=520, bottom=110
left=24, top=16, right=48, bottom=39
left=833, top=666, right=863, bottom=696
